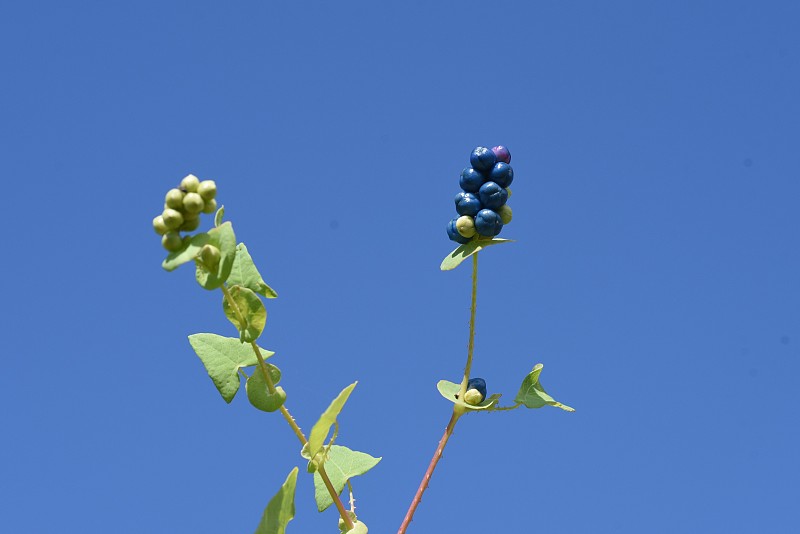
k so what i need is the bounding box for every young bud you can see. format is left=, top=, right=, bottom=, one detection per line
left=199, top=244, right=221, bottom=269
left=153, top=215, right=169, bottom=235
left=164, top=188, right=184, bottom=209
left=161, top=208, right=184, bottom=230
left=201, top=198, right=218, bottom=214
left=182, top=192, right=205, bottom=214
left=497, top=204, right=513, bottom=224
left=464, top=388, right=484, bottom=406
left=179, top=217, right=201, bottom=232
left=162, top=231, right=183, bottom=252
left=180, top=174, right=200, bottom=192
left=456, top=215, right=476, bottom=238
left=197, top=180, right=217, bottom=201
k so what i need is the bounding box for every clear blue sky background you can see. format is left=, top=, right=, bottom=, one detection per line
left=2, top=2, right=798, bottom=533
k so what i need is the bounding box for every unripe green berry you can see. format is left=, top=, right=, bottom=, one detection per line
left=506, top=187, right=512, bottom=198
left=182, top=192, right=204, bottom=214
left=165, top=188, right=184, bottom=209
left=179, top=217, right=200, bottom=232
left=161, top=208, right=184, bottom=230
left=497, top=204, right=513, bottom=224
left=162, top=231, right=183, bottom=252
left=153, top=215, right=169, bottom=235
left=202, top=198, right=217, bottom=214
left=197, top=180, right=217, bottom=201
left=199, top=244, right=221, bottom=269
left=456, top=215, right=476, bottom=238
left=464, top=388, right=484, bottom=406
left=180, top=174, right=200, bottom=192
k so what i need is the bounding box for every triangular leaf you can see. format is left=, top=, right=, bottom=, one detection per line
left=307, top=383, right=357, bottom=467
left=196, top=222, right=237, bottom=290
left=436, top=380, right=501, bottom=410
left=228, top=243, right=278, bottom=299
left=223, top=285, right=267, bottom=342
left=215, top=205, right=225, bottom=228
left=312, top=445, right=381, bottom=512
left=440, top=237, right=514, bottom=271
left=253, top=467, right=298, bottom=534
left=162, top=232, right=210, bottom=271
left=187, top=333, right=274, bottom=403
left=514, top=364, right=575, bottom=412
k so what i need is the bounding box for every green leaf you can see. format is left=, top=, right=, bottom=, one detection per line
left=228, top=243, right=278, bottom=299
left=312, top=445, right=381, bottom=512
left=162, top=232, right=210, bottom=271
left=346, top=521, right=368, bottom=534
left=253, top=467, right=298, bottom=534
left=514, top=364, right=575, bottom=412
left=440, top=238, right=514, bottom=271
left=246, top=365, right=287, bottom=413
left=223, top=285, right=267, bottom=342
left=215, top=205, right=225, bottom=228
left=436, top=380, right=501, bottom=410
left=307, top=383, right=357, bottom=468
left=187, top=333, right=274, bottom=403
left=196, top=221, right=237, bottom=290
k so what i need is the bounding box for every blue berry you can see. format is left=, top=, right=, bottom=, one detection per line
left=475, top=209, right=503, bottom=236
left=478, top=181, right=508, bottom=210
left=454, top=191, right=482, bottom=216
left=490, top=162, right=514, bottom=188
left=491, top=145, right=511, bottom=164
left=467, top=377, right=487, bottom=401
left=447, top=218, right=471, bottom=244
left=459, top=167, right=485, bottom=193
left=470, top=147, right=496, bottom=174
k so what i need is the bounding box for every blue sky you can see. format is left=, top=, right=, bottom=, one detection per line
left=2, top=1, right=799, bottom=532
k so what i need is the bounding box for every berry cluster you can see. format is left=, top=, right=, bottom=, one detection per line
left=447, top=146, right=514, bottom=244
left=153, top=174, right=218, bottom=251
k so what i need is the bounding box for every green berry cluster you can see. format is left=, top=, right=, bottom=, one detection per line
left=152, top=174, right=218, bottom=251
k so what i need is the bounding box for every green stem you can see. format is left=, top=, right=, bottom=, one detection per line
left=458, top=252, right=479, bottom=401
left=219, top=283, right=355, bottom=532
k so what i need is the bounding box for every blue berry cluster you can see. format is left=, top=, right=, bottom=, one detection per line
left=447, top=146, right=513, bottom=244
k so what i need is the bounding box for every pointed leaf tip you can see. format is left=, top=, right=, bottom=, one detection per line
left=514, top=363, right=574, bottom=412
left=253, top=467, right=298, bottom=534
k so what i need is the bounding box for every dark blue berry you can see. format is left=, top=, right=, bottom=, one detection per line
left=447, top=218, right=471, bottom=244
left=467, top=377, right=487, bottom=400
left=490, top=162, right=514, bottom=188
left=470, top=147, right=497, bottom=174
left=491, top=146, right=511, bottom=164
left=459, top=167, right=485, bottom=193
left=454, top=191, right=482, bottom=217
left=478, top=181, right=508, bottom=210
left=475, top=209, right=503, bottom=236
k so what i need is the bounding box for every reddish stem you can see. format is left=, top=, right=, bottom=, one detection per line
left=397, top=411, right=462, bottom=534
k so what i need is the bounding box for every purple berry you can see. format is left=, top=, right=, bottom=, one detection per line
left=475, top=209, right=503, bottom=237
left=459, top=167, right=485, bottom=193
left=491, top=146, right=511, bottom=164
left=470, top=147, right=497, bottom=174
left=478, top=181, right=508, bottom=210
left=454, top=191, right=482, bottom=216
left=447, top=218, right=471, bottom=244
left=490, top=162, right=514, bottom=188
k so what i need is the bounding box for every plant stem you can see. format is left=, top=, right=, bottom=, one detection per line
left=219, top=283, right=355, bottom=532
left=397, top=411, right=462, bottom=534
left=398, top=251, right=481, bottom=532
left=458, top=252, right=479, bottom=400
